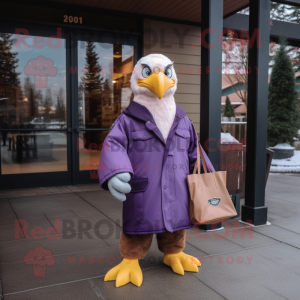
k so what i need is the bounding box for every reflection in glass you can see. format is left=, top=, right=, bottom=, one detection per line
left=77, top=41, right=134, bottom=171
left=0, top=32, right=66, bottom=130
left=1, top=131, right=67, bottom=174
left=78, top=130, right=108, bottom=171
left=78, top=42, right=134, bottom=129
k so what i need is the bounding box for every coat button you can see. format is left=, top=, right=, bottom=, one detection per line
left=143, top=136, right=146, bottom=139
left=163, top=186, right=167, bottom=190
left=147, top=121, right=150, bottom=124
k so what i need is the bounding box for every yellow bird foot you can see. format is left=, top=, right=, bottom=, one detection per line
left=104, top=258, right=143, bottom=287
left=163, top=252, right=201, bottom=275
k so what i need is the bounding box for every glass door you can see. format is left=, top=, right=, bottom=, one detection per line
left=0, top=22, right=71, bottom=189
left=0, top=22, right=139, bottom=189
left=71, top=30, right=137, bottom=184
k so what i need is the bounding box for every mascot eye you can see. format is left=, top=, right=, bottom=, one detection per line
left=142, top=66, right=152, bottom=78
left=165, top=67, right=172, bottom=78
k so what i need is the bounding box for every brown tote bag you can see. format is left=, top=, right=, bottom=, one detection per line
left=187, top=142, right=237, bottom=224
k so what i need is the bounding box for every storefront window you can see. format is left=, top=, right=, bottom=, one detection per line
left=0, top=31, right=67, bottom=174
left=0, top=32, right=67, bottom=129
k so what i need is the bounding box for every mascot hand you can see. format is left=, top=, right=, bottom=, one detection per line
left=108, top=172, right=131, bottom=202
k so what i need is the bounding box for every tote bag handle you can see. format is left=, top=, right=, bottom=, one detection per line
left=193, top=144, right=208, bottom=174
left=191, top=123, right=215, bottom=174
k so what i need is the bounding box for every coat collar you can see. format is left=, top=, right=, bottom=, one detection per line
left=123, top=101, right=187, bottom=167
left=123, top=101, right=186, bottom=125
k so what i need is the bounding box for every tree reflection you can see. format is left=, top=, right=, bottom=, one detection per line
left=0, top=33, right=22, bottom=128
left=81, top=41, right=105, bottom=128
left=23, top=77, right=37, bottom=120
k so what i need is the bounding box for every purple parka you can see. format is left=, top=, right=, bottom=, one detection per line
left=98, top=101, right=198, bottom=235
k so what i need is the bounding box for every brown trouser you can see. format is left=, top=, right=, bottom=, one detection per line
left=120, top=229, right=186, bottom=259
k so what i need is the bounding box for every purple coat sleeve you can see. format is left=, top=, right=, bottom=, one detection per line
left=98, top=116, right=134, bottom=190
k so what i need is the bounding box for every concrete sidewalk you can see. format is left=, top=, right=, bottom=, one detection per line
left=0, top=174, right=300, bottom=300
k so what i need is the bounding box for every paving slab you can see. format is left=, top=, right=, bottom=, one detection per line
left=43, top=209, right=78, bottom=220
left=0, top=223, right=24, bottom=243
left=92, top=266, right=225, bottom=300
left=0, top=214, right=18, bottom=227
left=47, top=214, right=119, bottom=238
left=0, top=233, right=108, bottom=264
left=193, top=243, right=300, bottom=300
left=66, top=204, right=105, bottom=218
left=8, top=193, right=79, bottom=206
left=267, top=192, right=300, bottom=205
left=0, top=242, right=172, bottom=295
left=266, top=212, right=286, bottom=222
left=76, top=190, right=111, bottom=202
left=1, top=246, right=121, bottom=294
left=186, top=229, right=244, bottom=255
left=16, top=220, right=54, bottom=240
left=268, top=174, right=300, bottom=187
left=13, top=211, right=50, bottom=223
left=283, top=237, right=300, bottom=249
left=10, top=199, right=86, bottom=221
left=0, top=199, right=18, bottom=226
left=265, top=196, right=300, bottom=219
left=10, top=197, right=85, bottom=211
left=253, top=223, right=300, bottom=243
left=0, top=199, right=13, bottom=212
left=224, top=227, right=277, bottom=248
left=88, top=201, right=123, bottom=214
left=266, top=187, right=300, bottom=196
left=4, top=280, right=103, bottom=300
left=77, top=191, right=123, bottom=214
left=90, top=272, right=171, bottom=300
left=272, top=216, right=300, bottom=235
left=105, top=212, right=123, bottom=227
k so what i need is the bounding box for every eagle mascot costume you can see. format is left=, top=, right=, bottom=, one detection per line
left=99, top=54, right=201, bottom=287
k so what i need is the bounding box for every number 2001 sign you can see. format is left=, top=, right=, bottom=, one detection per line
left=64, top=15, right=83, bottom=24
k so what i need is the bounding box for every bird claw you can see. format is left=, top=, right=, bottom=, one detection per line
left=163, top=252, right=201, bottom=275
left=104, top=258, right=143, bottom=287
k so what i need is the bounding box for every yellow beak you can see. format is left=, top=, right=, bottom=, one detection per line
left=137, top=72, right=175, bottom=99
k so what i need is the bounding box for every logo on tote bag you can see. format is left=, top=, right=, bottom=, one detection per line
left=208, top=197, right=221, bottom=206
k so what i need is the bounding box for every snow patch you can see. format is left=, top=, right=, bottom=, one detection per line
left=271, top=150, right=300, bottom=173
left=270, top=143, right=295, bottom=150
left=220, top=132, right=239, bottom=144
left=270, top=166, right=300, bottom=172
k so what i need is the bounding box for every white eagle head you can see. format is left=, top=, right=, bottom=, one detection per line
left=130, top=54, right=177, bottom=100
left=130, top=54, right=178, bottom=141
